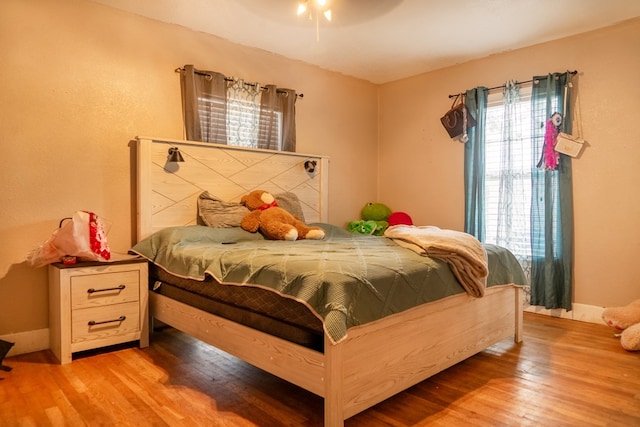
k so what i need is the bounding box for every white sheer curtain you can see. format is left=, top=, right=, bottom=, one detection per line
left=226, top=79, right=261, bottom=148
left=495, top=81, right=532, bottom=277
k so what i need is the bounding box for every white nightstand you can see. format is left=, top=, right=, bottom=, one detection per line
left=48, top=257, right=149, bottom=364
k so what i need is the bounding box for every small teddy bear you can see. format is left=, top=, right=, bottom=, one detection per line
left=240, top=190, right=325, bottom=241
left=601, top=299, right=640, bottom=351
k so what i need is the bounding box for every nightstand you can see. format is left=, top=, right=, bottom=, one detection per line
left=48, top=257, right=149, bottom=364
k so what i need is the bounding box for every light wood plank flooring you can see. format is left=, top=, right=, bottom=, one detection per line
left=1, top=312, right=639, bottom=426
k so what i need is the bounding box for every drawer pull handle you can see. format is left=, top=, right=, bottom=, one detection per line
left=87, top=284, right=126, bottom=294
left=88, top=315, right=126, bottom=326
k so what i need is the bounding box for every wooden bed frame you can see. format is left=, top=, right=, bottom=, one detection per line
left=135, top=136, right=523, bottom=427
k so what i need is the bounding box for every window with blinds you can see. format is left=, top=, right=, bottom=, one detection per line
left=198, top=95, right=226, bottom=144
left=197, top=92, right=283, bottom=149
left=484, top=87, right=533, bottom=259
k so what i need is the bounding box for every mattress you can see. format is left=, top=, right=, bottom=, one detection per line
left=150, top=264, right=325, bottom=351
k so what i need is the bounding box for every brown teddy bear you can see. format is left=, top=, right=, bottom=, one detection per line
left=602, top=299, right=640, bottom=351
left=240, top=190, right=325, bottom=241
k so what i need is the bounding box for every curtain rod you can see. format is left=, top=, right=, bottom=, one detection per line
left=448, top=70, right=578, bottom=98
left=175, top=67, right=304, bottom=98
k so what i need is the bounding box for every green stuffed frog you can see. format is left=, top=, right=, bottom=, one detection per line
left=347, top=220, right=378, bottom=235
left=347, top=202, right=392, bottom=236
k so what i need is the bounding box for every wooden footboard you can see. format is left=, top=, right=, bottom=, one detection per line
left=331, top=284, right=523, bottom=424
left=150, top=285, right=523, bottom=427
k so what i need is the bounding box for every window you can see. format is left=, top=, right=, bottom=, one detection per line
left=180, top=66, right=296, bottom=152
left=198, top=94, right=226, bottom=145
left=483, top=83, right=563, bottom=277
left=197, top=87, right=282, bottom=150
left=484, top=87, right=533, bottom=260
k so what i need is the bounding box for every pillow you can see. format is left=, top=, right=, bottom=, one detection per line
left=275, top=192, right=306, bottom=222
left=197, top=191, right=249, bottom=228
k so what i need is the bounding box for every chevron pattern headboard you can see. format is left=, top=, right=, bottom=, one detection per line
left=135, top=137, right=329, bottom=241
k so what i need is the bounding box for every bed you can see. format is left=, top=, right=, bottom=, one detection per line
left=132, top=136, right=527, bottom=427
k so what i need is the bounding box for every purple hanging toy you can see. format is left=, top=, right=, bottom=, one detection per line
left=537, top=112, right=562, bottom=170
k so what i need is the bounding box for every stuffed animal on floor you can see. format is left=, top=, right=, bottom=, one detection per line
left=240, top=190, right=325, bottom=241
left=601, top=299, right=640, bottom=351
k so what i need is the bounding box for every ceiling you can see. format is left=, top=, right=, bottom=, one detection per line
left=92, top=0, right=640, bottom=84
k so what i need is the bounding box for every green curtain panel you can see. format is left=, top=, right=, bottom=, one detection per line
left=463, top=87, right=488, bottom=242
left=529, top=72, right=574, bottom=310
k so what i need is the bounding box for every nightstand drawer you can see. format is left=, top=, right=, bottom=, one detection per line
left=71, top=271, right=141, bottom=309
left=72, top=301, right=140, bottom=343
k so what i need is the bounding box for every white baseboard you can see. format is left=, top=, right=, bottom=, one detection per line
left=525, top=302, right=606, bottom=325
left=0, top=303, right=606, bottom=357
left=1, top=329, right=50, bottom=358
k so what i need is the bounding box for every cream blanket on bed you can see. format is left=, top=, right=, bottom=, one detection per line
left=384, top=225, right=488, bottom=298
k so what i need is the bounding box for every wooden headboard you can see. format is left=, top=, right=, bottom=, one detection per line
left=135, top=137, right=329, bottom=241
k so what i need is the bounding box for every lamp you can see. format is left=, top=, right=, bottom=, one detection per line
left=304, top=159, right=317, bottom=174
left=167, top=147, right=185, bottom=162
left=297, top=0, right=332, bottom=40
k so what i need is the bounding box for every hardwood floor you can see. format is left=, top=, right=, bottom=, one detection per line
left=1, top=312, right=639, bottom=426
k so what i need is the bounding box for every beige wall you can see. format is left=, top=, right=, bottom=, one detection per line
left=379, top=18, right=640, bottom=308
left=1, top=0, right=638, bottom=344
left=0, top=0, right=378, bottom=337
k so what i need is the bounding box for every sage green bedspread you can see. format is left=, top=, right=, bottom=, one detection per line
left=131, top=223, right=527, bottom=344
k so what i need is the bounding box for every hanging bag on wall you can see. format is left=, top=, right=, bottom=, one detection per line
left=440, top=94, right=476, bottom=143
left=554, top=88, right=586, bottom=158
left=554, top=132, right=585, bottom=157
